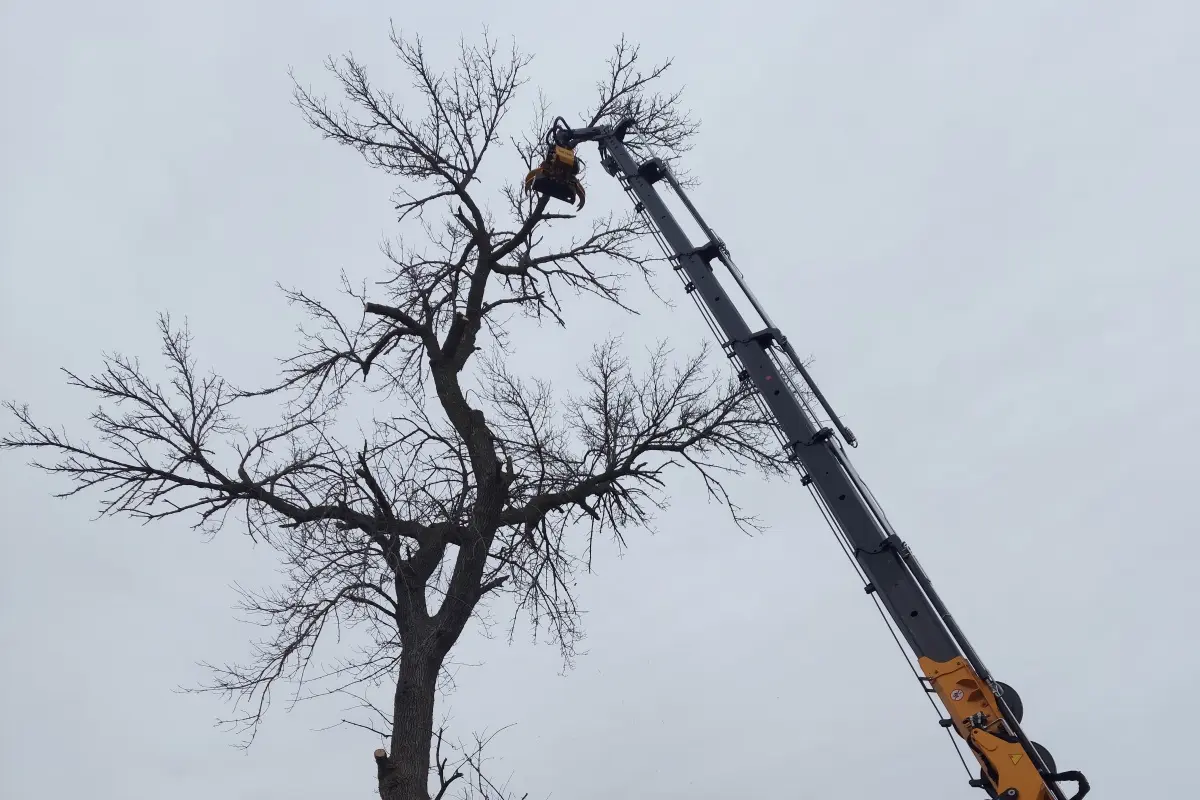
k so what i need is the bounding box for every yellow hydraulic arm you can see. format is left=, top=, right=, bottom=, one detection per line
left=525, top=117, right=1089, bottom=799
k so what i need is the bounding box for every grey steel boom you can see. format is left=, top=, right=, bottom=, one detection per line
left=523, top=117, right=1089, bottom=800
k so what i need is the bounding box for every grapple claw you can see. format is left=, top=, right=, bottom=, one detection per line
left=523, top=167, right=542, bottom=192
left=524, top=140, right=586, bottom=210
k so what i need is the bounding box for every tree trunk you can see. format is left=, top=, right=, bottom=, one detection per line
left=378, top=641, right=441, bottom=800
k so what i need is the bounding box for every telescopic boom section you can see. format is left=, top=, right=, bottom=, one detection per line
left=523, top=120, right=1088, bottom=800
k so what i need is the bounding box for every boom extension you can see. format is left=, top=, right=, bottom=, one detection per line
left=525, top=119, right=1089, bottom=800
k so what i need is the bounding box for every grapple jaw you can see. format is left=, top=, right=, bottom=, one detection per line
left=526, top=173, right=582, bottom=206
left=524, top=143, right=586, bottom=210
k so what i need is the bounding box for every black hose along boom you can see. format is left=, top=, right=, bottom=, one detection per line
left=524, top=118, right=1089, bottom=800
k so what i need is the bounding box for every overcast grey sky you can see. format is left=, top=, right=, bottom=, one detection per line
left=3, top=2, right=1197, bottom=798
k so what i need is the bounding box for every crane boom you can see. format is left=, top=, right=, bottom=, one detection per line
left=526, top=119, right=1089, bottom=800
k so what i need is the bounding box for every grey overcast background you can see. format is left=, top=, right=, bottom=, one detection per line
left=2, top=1, right=1196, bottom=798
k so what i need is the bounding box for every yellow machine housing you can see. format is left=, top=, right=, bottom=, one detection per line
left=921, top=657, right=1055, bottom=799
left=524, top=144, right=586, bottom=209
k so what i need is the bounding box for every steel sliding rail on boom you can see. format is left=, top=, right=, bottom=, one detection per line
left=524, top=118, right=1089, bottom=800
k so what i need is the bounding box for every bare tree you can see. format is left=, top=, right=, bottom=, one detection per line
left=3, top=29, right=787, bottom=800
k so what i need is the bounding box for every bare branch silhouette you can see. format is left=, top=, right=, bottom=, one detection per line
left=3, top=28, right=782, bottom=800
